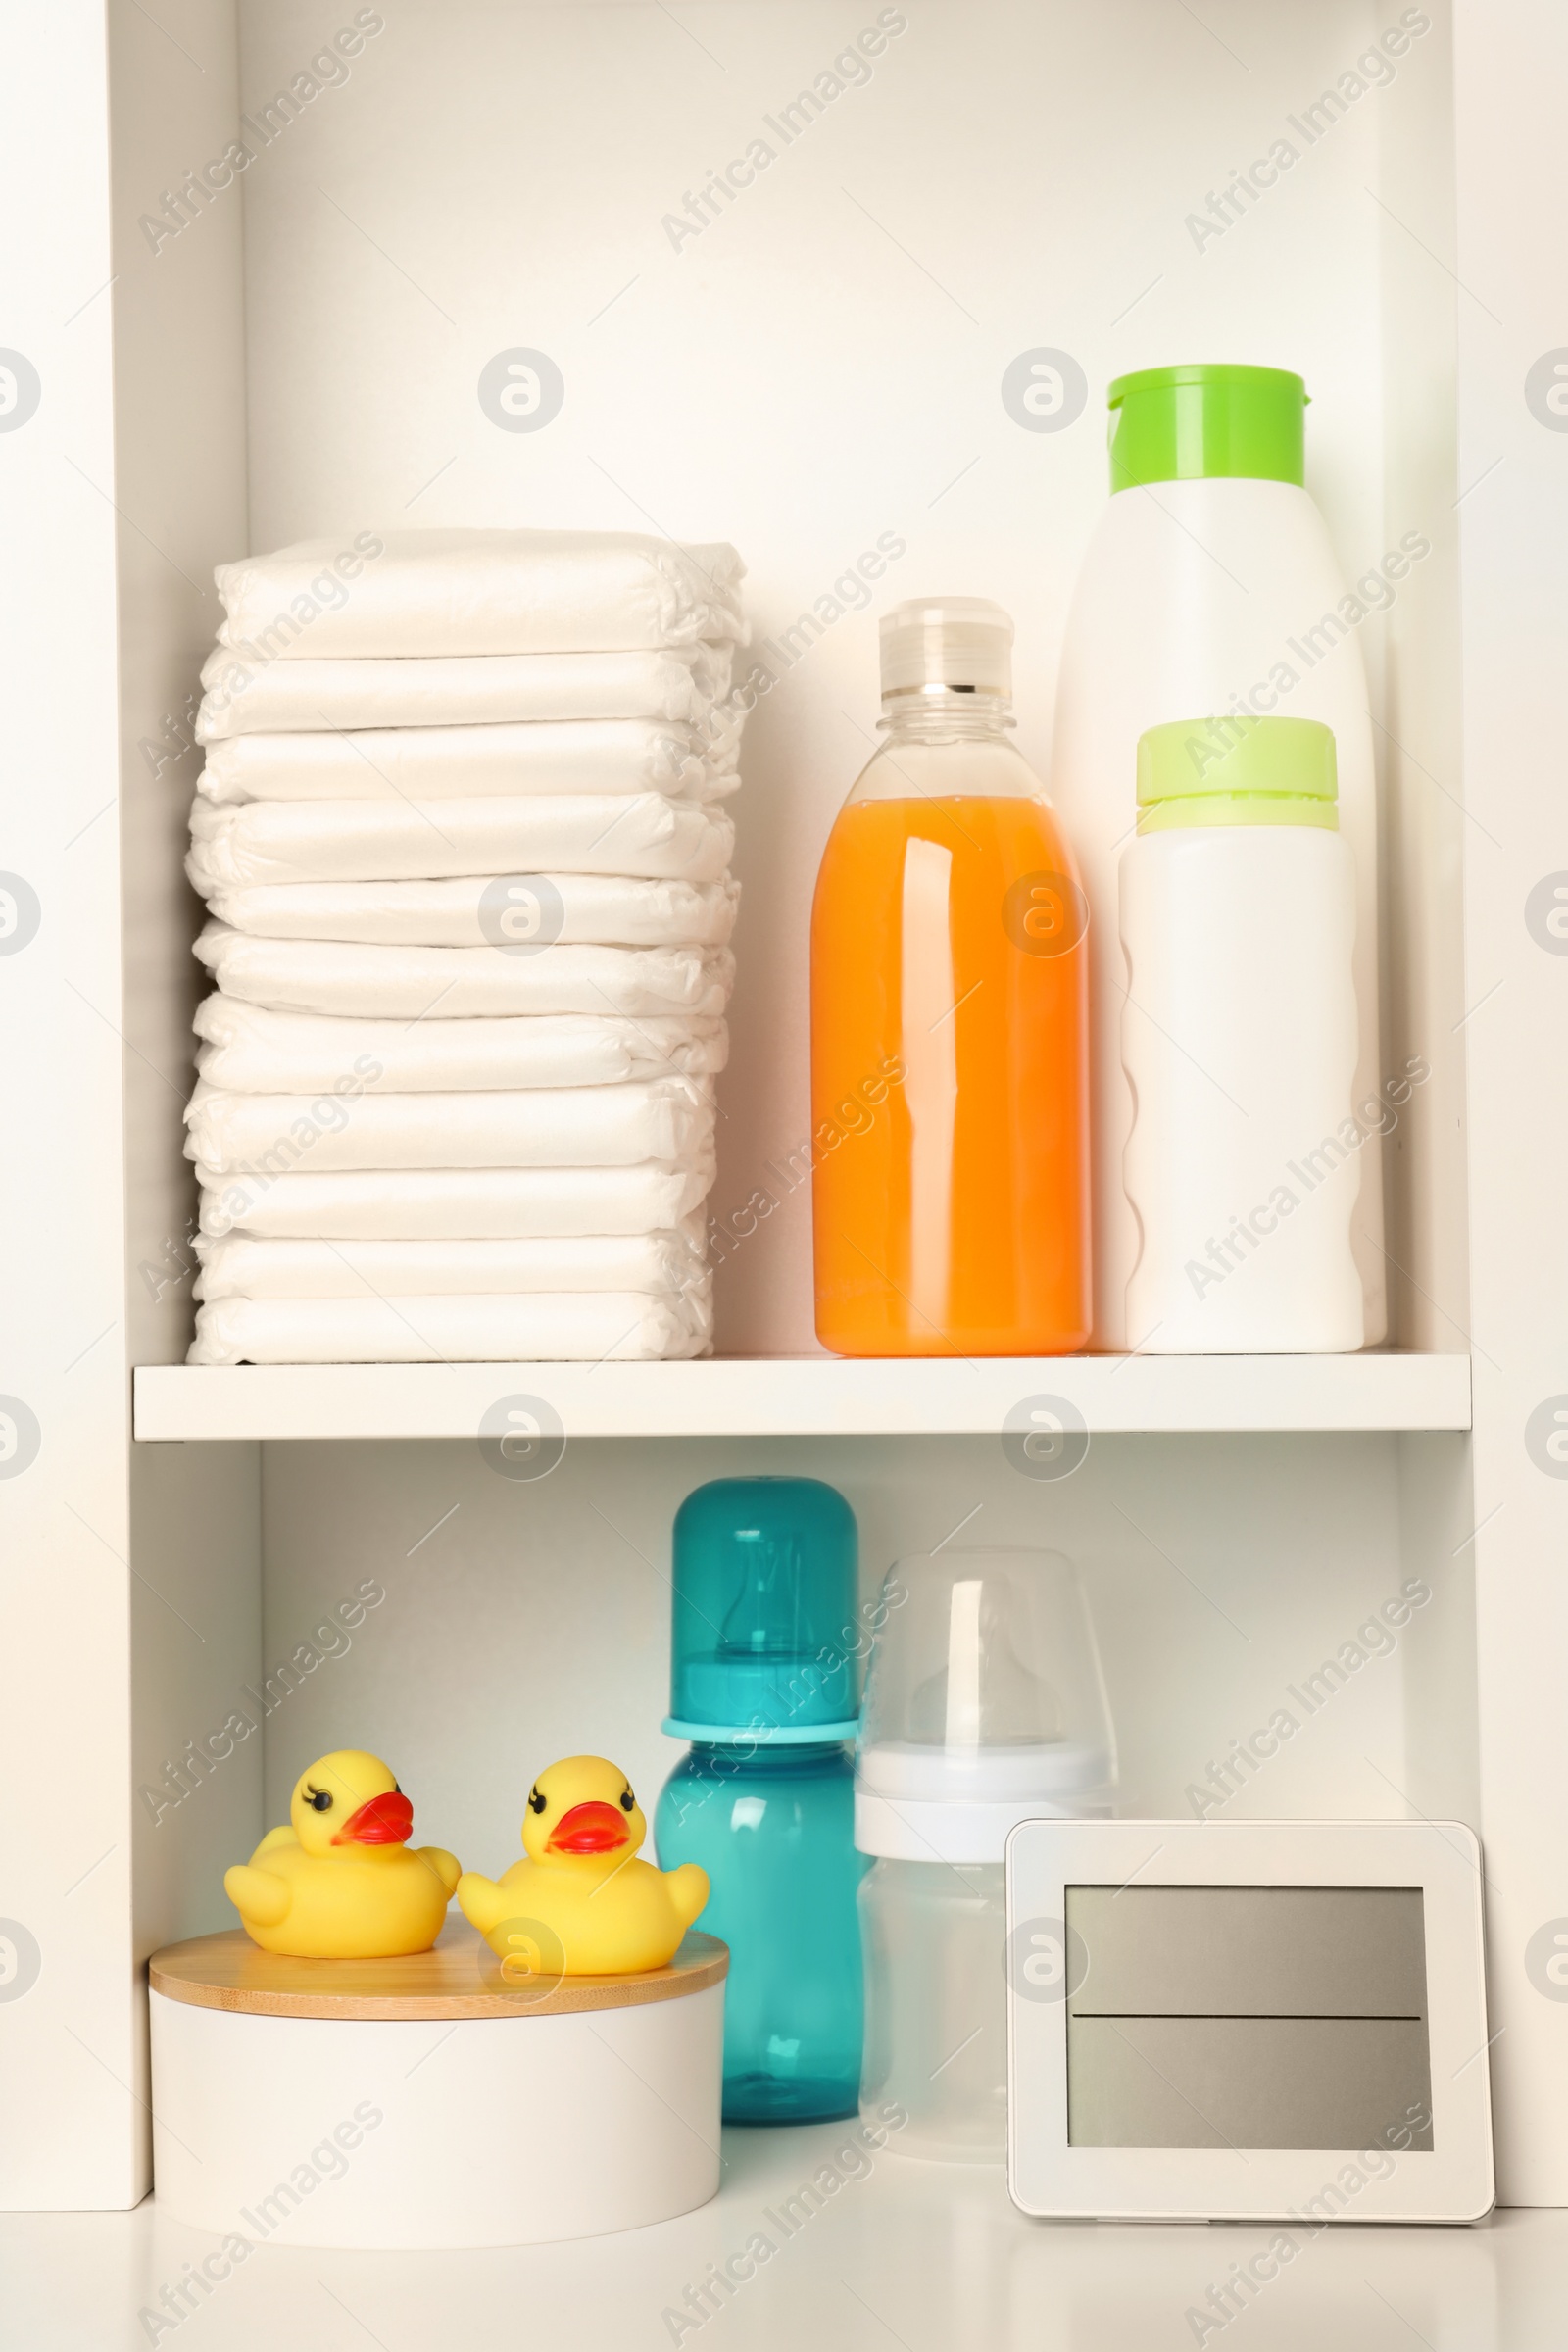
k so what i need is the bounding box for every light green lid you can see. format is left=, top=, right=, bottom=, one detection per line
left=1136, top=715, right=1338, bottom=833
left=1108, top=364, right=1307, bottom=492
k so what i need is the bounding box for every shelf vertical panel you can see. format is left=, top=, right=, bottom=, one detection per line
left=1375, top=0, right=1471, bottom=1352
left=1455, top=0, right=1568, bottom=2207
left=0, top=0, right=260, bottom=2212
left=0, top=0, right=140, bottom=2208
left=106, top=0, right=266, bottom=2100
left=0, top=0, right=146, bottom=2201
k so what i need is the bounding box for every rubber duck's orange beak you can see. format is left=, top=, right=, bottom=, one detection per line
left=547, top=1800, right=630, bottom=1855
left=334, top=1790, right=414, bottom=1846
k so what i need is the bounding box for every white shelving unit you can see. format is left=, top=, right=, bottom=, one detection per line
left=5, top=1, right=1568, bottom=2339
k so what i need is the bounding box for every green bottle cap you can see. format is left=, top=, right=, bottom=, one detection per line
left=1107, top=364, right=1307, bottom=492
left=1136, top=714, right=1338, bottom=833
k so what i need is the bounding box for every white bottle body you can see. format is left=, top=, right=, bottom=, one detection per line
left=1120, top=824, right=1363, bottom=1352
left=858, top=1859, right=1006, bottom=2163
left=1051, top=476, right=1386, bottom=1349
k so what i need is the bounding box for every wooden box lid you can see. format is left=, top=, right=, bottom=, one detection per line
left=149, top=1923, right=727, bottom=2021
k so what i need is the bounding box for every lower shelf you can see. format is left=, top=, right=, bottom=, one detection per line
left=133, top=1351, right=1473, bottom=1442
left=0, top=2127, right=1555, bottom=2351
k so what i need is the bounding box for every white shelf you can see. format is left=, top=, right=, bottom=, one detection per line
left=0, top=2122, right=1555, bottom=2352
left=132, top=1352, right=1472, bottom=1443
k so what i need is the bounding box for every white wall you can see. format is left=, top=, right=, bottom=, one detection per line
left=255, top=1430, right=1472, bottom=1886
left=234, top=0, right=1449, bottom=1354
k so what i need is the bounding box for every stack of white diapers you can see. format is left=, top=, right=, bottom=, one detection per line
left=183, top=528, right=746, bottom=1365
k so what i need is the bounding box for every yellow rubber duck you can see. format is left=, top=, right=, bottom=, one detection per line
left=458, top=1755, right=709, bottom=1976
left=223, top=1749, right=461, bottom=1958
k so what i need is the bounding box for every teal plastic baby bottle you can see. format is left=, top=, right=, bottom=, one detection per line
left=654, top=1476, right=866, bottom=2124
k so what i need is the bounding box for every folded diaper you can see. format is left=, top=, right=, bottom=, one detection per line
left=197, top=645, right=735, bottom=741
left=185, top=1076, right=716, bottom=1175
left=206, top=874, right=740, bottom=951
left=197, top=1158, right=717, bottom=1238
left=193, top=1227, right=709, bottom=1298
left=182, top=526, right=746, bottom=1363
left=214, top=529, right=746, bottom=660
left=188, top=795, right=734, bottom=890
left=194, top=926, right=734, bottom=1019
left=192, top=999, right=728, bottom=1093
left=188, top=1289, right=711, bottom=1364
left=197, top=718, right=738, bottom=806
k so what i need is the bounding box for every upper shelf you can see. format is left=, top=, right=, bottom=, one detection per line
left=132, top=1352, right=1471, bottom=1443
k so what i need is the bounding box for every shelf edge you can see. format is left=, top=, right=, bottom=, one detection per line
left=132, top=1354, right=1474, bottom=1443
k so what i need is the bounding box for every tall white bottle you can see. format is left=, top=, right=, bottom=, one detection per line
left=1050, top=366, right=1388, bottom=1350
left=1120, top=715, right=1362, bottom=1352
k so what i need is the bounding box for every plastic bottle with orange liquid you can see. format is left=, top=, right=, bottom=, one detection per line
left=809, top=599, right=1090, bottom=1356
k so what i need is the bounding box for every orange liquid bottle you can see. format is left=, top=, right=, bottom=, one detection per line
left=809, top=599, right=1090, bottom=1356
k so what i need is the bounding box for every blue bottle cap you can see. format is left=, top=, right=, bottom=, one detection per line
left=667, top=1477, right=860, bottom=1741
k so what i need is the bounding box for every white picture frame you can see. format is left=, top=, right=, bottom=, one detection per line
left=1006, top=1818, right=1494, bottom=2224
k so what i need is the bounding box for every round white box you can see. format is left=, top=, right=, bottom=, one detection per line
left=149, top=1926, right=725, bottom=2250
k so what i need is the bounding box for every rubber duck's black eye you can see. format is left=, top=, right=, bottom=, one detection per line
left=619, top=1788, right=636, bottom=1812
left=304, top=1785, right=333, bottom=1811
left=527, top=1787, right=547, bottom=1814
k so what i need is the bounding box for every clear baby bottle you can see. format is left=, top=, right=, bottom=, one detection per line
left=855, top=1548, right=1116, bottom=2161
left=655, top=1477, right=866, bottom=2124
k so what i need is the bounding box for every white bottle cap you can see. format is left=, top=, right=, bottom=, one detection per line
left=853, top=1550, right=1118, bottom=1860
left=878, top=597, right=1013, bottom=702
left=855, top=1738, right=1116, bottom=1861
